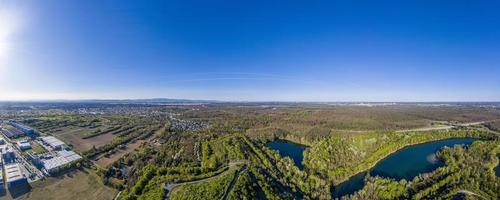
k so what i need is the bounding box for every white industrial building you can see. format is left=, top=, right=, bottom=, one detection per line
left=40, top=136, right=67, bottom=150
left=38, top=150, right=82, bottom=174
left=4, top=163, right=27, bottom=188
left=17, top=141, right=32, bottom=151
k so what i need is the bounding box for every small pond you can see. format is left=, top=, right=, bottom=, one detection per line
left=266, top=139, right=306, bottom=169
left=332, top=138, right=475, bottom=198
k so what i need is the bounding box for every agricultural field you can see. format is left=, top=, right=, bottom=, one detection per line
left=23, top=115, right=169, bottom=168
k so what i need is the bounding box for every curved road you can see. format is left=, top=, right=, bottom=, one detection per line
left=163, top=161, right=245, bottom=200
left=457, top=190, right=486, bottom=199
left=221, top=165, right=247, bottom=200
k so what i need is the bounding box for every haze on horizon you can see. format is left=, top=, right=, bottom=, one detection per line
left=0, top=0, right=499, bottom=102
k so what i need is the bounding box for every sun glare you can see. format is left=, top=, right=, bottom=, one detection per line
left=0, top=6, right=23, bottom=66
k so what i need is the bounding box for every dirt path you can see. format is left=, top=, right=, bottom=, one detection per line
left=163, top=161, right=245, bottom=200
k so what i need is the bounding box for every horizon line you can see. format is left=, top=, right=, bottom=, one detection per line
left=0, top=98, right=499, bottom=103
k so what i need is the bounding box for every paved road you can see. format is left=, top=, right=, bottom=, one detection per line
left=221, top=165, right=247, bottom=200
left=163, top=161, right=245, bottom=200
left=457, top=190, right=485, bottom=199
left=113, top=191, right=122, bottom=200
left=396, top=121, right=488, bottom=133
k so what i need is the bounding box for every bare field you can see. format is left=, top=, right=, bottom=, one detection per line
left=84, top=133, right=116, bottom=148
left=50, top=126, right=116, bottom=152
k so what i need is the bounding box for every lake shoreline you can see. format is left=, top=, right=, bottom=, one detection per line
left=332, top=136, right=479, bottom=187
left=331, top=137, right=478, bottom=198
left=266, top=139, right=307, bottom=169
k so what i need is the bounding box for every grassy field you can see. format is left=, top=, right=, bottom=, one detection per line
left=11, top=169, right=117, bottom=200
left=25, top=142, right=47, bottom=154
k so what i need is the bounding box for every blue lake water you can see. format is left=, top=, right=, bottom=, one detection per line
left=495, top=155, right=500, bottom=177
left=331, top=172, right=367, bottom=199
left=266, top=139, right=306, bottom=169
left=332, top=138, right=475, bottom=199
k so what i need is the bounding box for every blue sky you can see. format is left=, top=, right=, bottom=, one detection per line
left=0, top=0, right=499, bottom=101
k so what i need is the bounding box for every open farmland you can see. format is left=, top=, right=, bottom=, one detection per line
left=25, top=116, right=117, bottom=152
left=48, top=127, right=111, bottom=152
left=22, top=114, right=169, bottom=169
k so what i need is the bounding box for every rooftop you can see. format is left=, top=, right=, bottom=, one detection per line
left=4, top=163, right=25, bottom=183
left=41, top=150, right=82, bottom=171
left=41, top=136, right=66, bottom=148
left=17, top=141, right=32, bottom=150
left=2, top=125, right=24, bottom=138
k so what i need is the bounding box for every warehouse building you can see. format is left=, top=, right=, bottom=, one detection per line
left=9, top=121, right=36, bottom=136
left=2, top=126, right=24, bottom=139
left=4, top=163, right=27, bottom=188
left=36, top=150, right=82, bottom=174
left=17, top=141, right=32, bottom=151
left=40, top=136, right=67, bottom=150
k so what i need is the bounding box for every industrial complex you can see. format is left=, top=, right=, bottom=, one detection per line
left=0, top=120, right=82, bottom=191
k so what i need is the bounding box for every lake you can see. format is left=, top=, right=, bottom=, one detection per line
left=266, top=139, right=306, bottom=169
left=495, top=154, right=500, bottom=177
left=332, top=138, right=475, bottom=198
left=331, top=172, right=367, bottom=199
